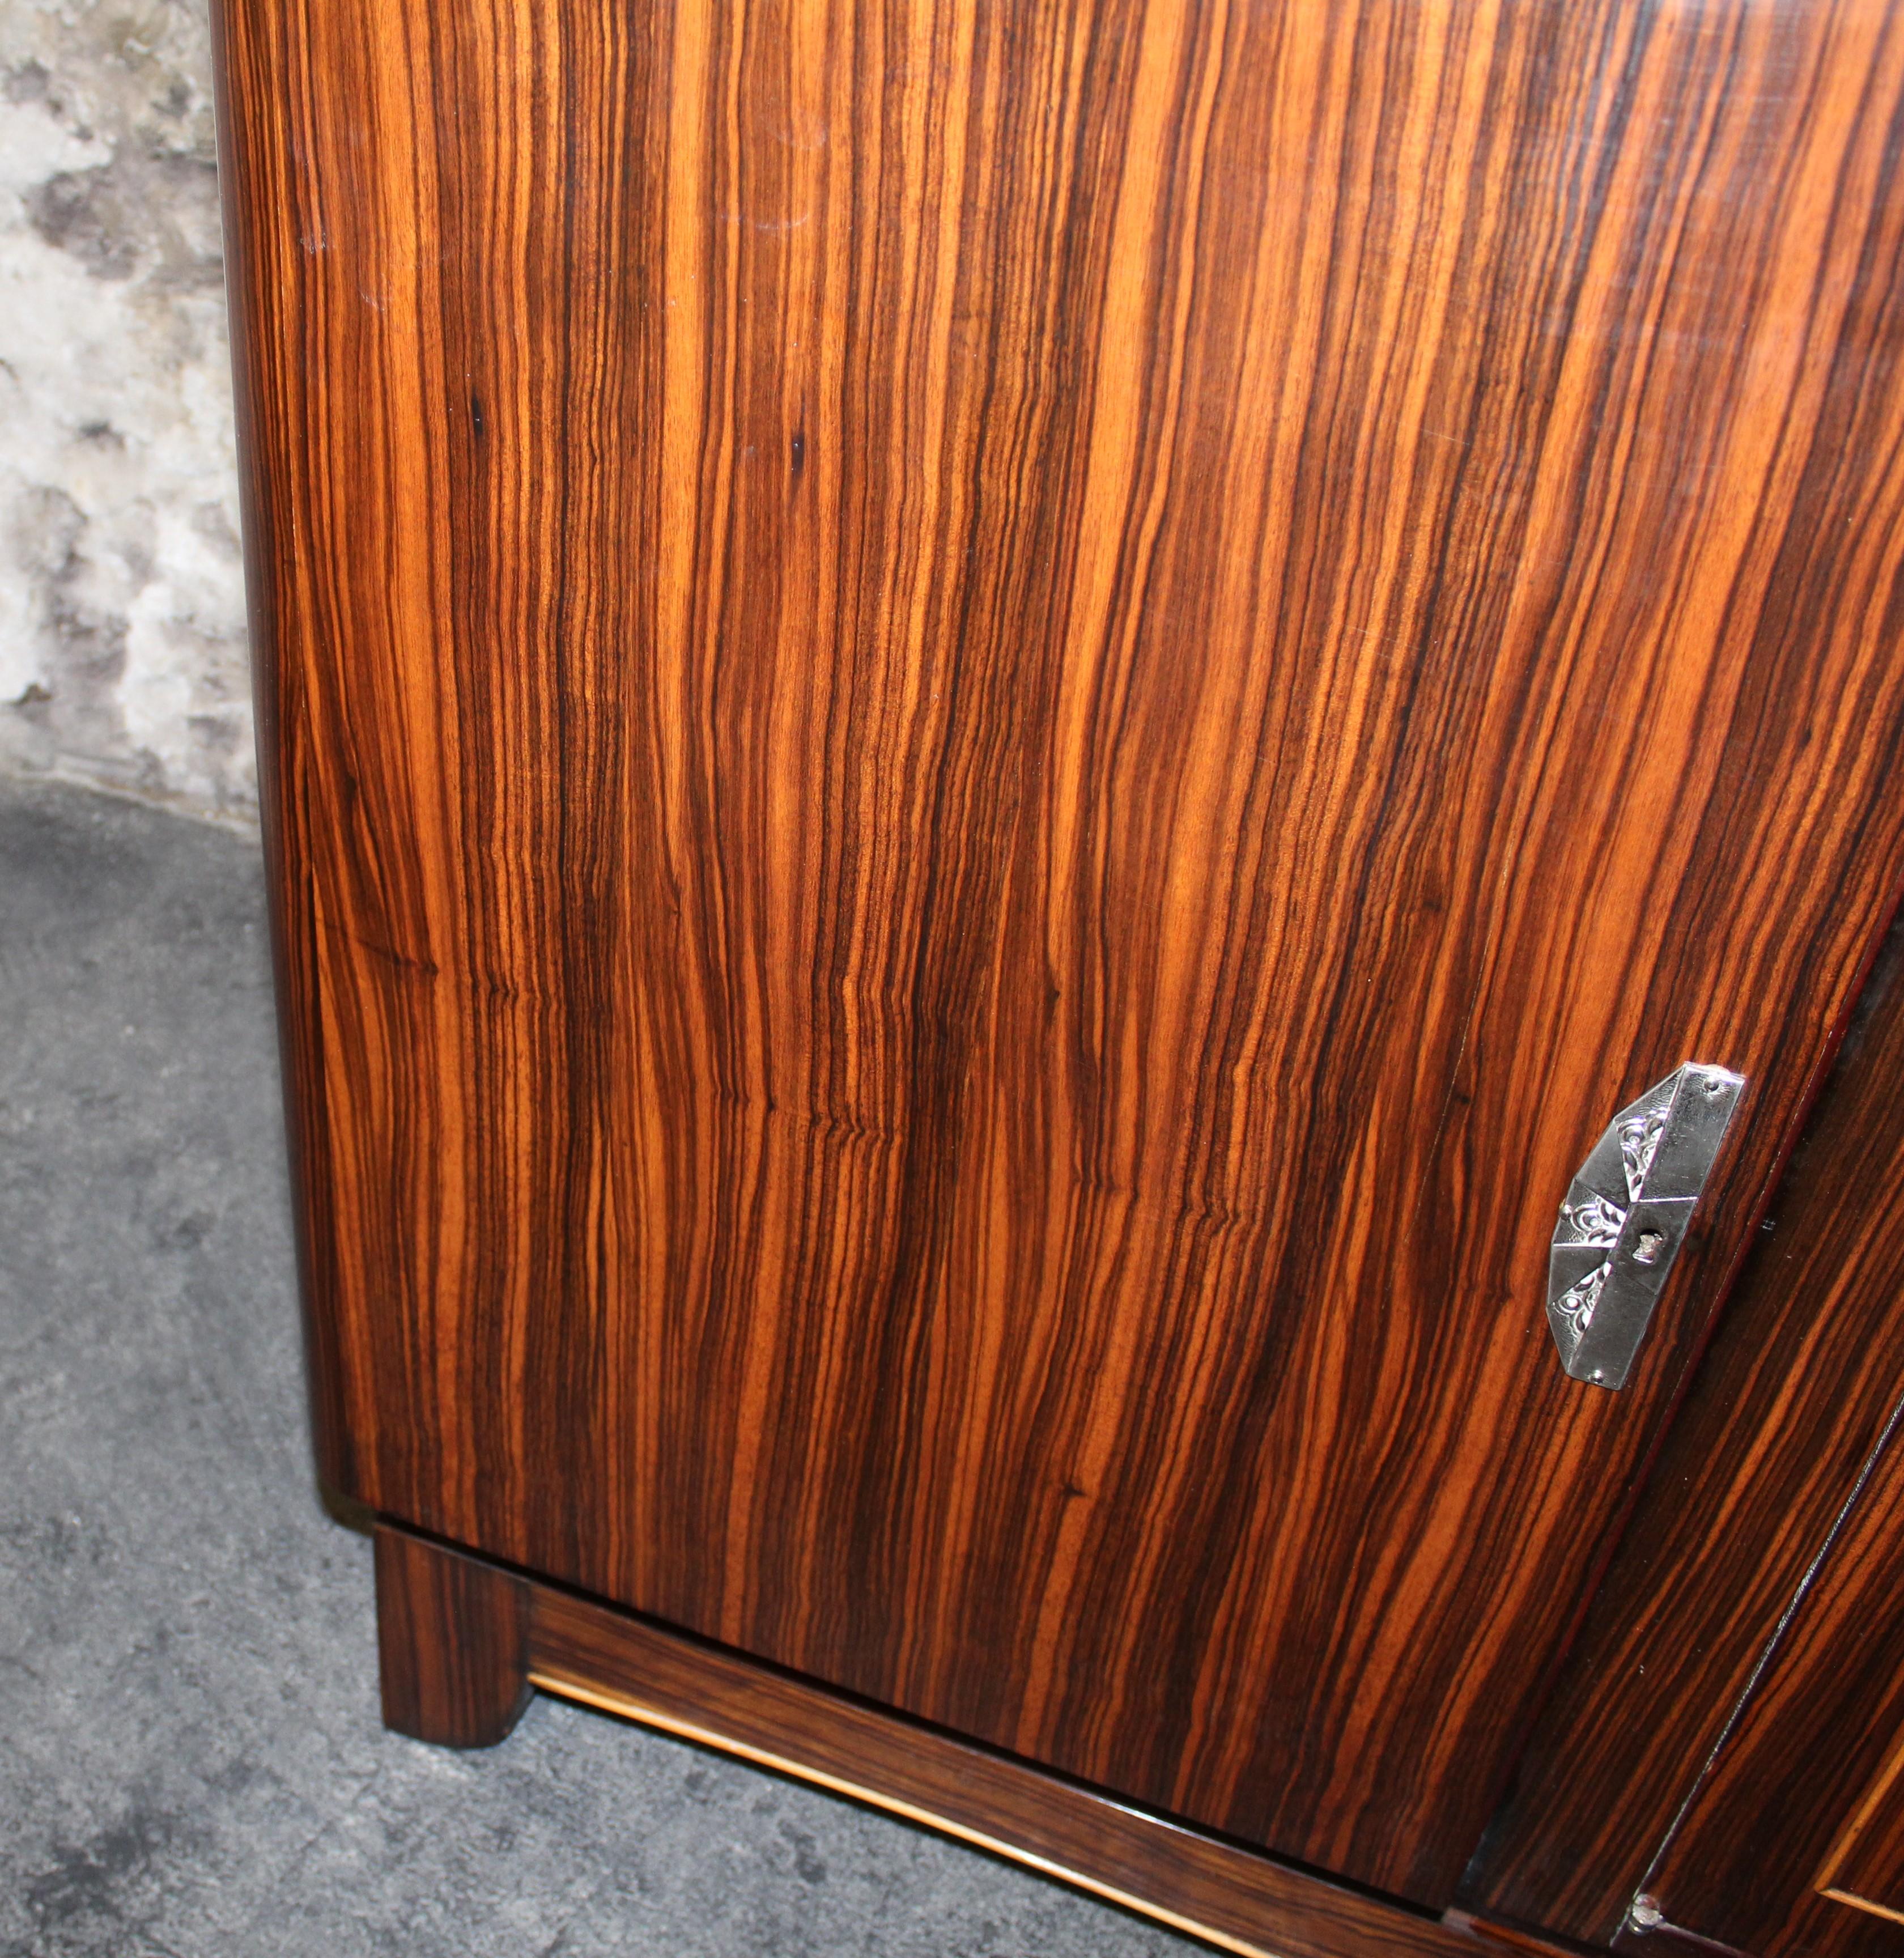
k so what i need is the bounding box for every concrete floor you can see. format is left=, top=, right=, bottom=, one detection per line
left=0, top=776, right=1198, bottom=1958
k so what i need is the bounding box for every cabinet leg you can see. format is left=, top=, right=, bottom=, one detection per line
left=373, top=1523, right=533, bottom=1747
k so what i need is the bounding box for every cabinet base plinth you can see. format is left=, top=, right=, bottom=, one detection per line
left=371, top=1520, right=1479, bottom=1958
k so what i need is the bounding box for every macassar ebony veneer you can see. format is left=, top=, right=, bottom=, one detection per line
left=374, top=1520, right=1504, bottom=1958
left=213, top=0, right=1904, bottom=1944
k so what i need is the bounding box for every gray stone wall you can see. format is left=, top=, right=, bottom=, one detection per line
left=1, top=1, right=252, bottom=825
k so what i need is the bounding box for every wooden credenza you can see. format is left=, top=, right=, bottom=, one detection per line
left=211, top=0, right=1904, bottom=1948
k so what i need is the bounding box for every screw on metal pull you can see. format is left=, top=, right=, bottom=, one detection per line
left=1629, top=1896, right=1665, bottom=1930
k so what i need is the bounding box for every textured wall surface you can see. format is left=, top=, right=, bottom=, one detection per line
left=0, top=1, right=252, bottom=823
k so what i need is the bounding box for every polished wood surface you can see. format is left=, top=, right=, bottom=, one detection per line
left=517, top=1526, right=1484, bottom=1958
left=1620, top=1382, right=1904, bottom=1957
left=216, top=0, right=1904, bottom=1903
left=1818, top=1725, right=1904, bottom=1930
left=1468, top=924, right=1904, bottom=1946
left=375, top=1524, right=533, bottom=1747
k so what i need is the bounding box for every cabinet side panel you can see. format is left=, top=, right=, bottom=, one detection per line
left=216, top=0, right=1904, bottom=1906
left=210, top=0, right=364, bottom=1500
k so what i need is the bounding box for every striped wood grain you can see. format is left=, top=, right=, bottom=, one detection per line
left=1468, top=925, right=1904, bottom=1943
left=523, top=1548, right=1486, bottom=1958
left=1623, top=1384, right=1904, bottom=1957
left=374, top=1524, right=534, bottom=1748
left=215, top=0, right=1904, bottom=1904
left=1472, top=928, right=1904, bottom=1953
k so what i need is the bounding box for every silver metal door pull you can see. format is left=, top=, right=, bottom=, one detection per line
left=1548, top=1063, right=1745, bottom=1390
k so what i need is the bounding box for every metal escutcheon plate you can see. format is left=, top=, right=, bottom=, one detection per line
left=1547, top=1063, right=1745, bottom=1390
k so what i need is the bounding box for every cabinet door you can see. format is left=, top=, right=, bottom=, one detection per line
left=215, top=0, right=1904, bottom=1908
left=1620, top=1396, right=1904, bottom=1956
left=1467, top=924, right=1904, bottom=1948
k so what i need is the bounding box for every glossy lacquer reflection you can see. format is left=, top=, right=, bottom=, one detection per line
left=214, top=0, right=1904, bottom=1906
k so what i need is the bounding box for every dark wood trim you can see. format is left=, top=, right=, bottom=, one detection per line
left=375, top=1524, right=533, bottom=1747
left=526, top=1575, right=1482, bottom=1958
left=364, top=1517, right=1477, bottom=1958
left=1440, top=1907, right=1611, bottom=1958
left=1814, top=1722, right=1904, bottom=1925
